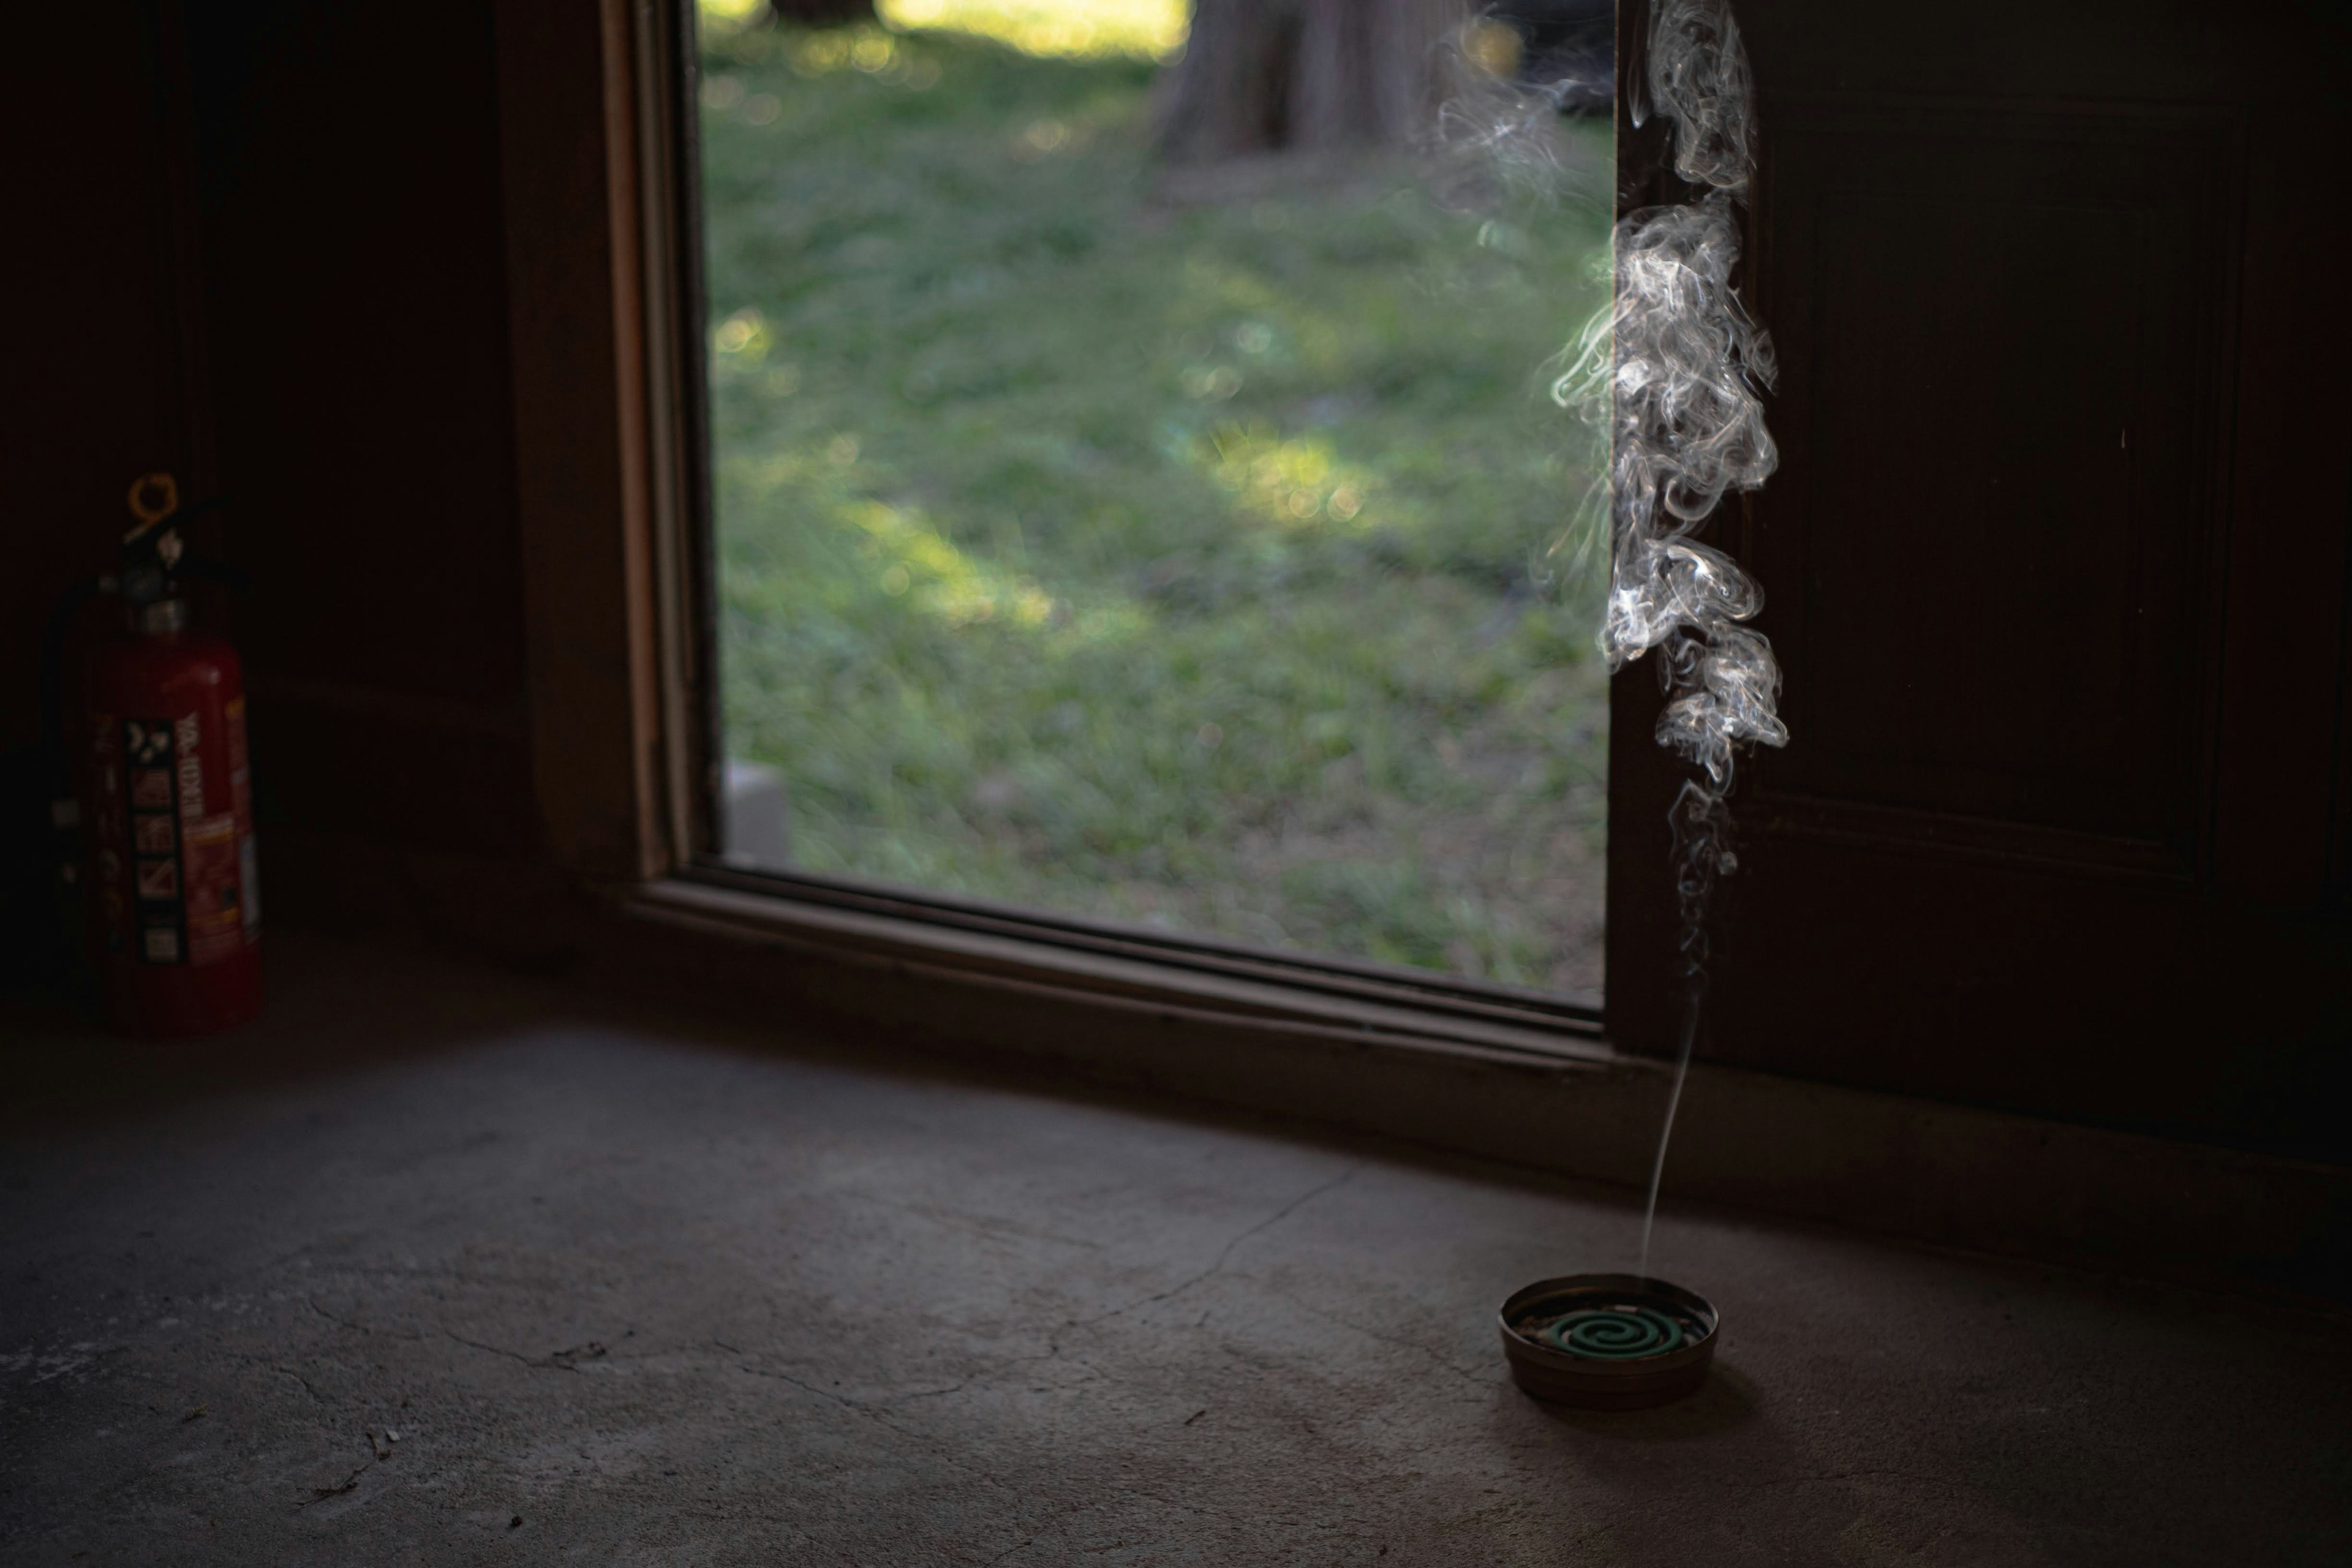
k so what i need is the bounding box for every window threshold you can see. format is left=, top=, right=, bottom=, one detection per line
left=630, top=869, right=1611, bottom=1071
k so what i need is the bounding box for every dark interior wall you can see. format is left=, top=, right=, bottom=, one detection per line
left=184, top=1, right=541, bottom=859
left=3, top=4, right=209, bottom=758
left=4, top=1, right=542, bottom=881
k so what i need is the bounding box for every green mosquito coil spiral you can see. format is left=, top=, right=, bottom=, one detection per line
left=1539, top=1305, right=1686, bottom=1359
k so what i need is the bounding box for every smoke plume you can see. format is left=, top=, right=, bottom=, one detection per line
left=1603, top=0, right=1781, bottom=1275
left=1558, top=0, right=1782, bottom=827
left=1454, top=0, right=1784, bottom=1272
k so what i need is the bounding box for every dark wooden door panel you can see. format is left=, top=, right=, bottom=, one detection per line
left=1605, top=1, right=2352, bottom=1159
left=1754, top=100, right=2238, bottom=864
left=1718, top=834, right=2352, bottom=1152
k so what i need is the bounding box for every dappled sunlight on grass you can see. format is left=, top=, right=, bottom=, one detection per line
left=880, top=0, right=1186, bottom=61
left=699, top=0, right=1183, bottom=66
left=848, top=499, right=1060, bottom=629
left=711, top=305, right=771, bottom=359
left=779, top=24, right=939, bottom=83
left=1190, top=423, right=1374, bottom=530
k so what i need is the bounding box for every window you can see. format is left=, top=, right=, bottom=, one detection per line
left=677, top=0, right=1616, bottom=1035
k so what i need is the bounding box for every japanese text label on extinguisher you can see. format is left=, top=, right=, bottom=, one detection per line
left=92, top=703, right=257, bottom=965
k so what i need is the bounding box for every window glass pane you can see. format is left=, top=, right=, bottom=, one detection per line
left=701, top=0, right=1613, bottom=995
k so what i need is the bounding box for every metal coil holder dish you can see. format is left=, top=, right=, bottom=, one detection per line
left=1498, top=1273, right=1719, bottom=1410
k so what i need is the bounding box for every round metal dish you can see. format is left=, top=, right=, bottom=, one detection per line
left=1497, top=1273, right=1719, bottom=1410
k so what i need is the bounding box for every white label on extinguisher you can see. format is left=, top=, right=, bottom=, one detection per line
left=175, top=713, right=204, bottom=818
left=119, top=716, right=187, bottom=965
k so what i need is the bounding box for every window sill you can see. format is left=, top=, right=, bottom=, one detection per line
left=629, top=870, right=1613, bottom=1073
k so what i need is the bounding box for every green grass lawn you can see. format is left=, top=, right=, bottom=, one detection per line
left=701, top=18, right=1615, bottom=993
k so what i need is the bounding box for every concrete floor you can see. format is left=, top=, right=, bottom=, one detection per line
left=2, top=937, right=2347, bottom=1566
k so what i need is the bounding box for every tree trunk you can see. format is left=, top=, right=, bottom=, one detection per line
left=1156, top=0, right=1468, bottom=164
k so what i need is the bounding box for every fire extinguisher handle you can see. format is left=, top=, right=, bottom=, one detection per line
left=42, top=491, right=244, bottom=789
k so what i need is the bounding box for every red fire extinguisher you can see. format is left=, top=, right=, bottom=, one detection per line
left=67, top=473, right=262, bottom=1036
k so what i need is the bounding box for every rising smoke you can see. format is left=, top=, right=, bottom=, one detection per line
left=1457, top=0, right=1784, bottom=1275
left=1600, top=0, right=1779, bottom=1275
left=1558, top=0, right=1781, bottom=812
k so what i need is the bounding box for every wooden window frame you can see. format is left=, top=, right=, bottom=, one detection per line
left=573, top=0, right=1613, bottom=1063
